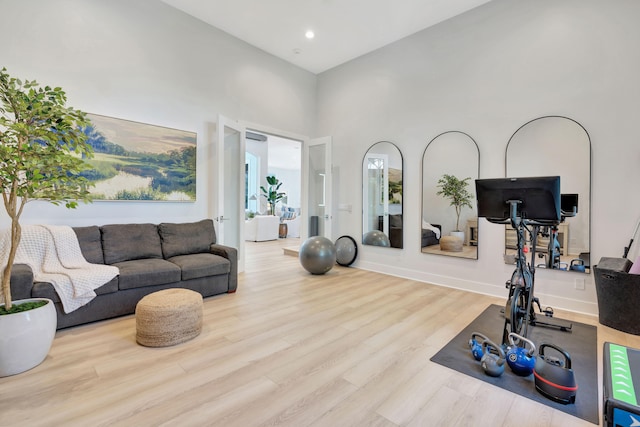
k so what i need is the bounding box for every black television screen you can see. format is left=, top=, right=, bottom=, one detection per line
left=561, top=193, right=578, bottom=215
left=475, top=176, right=561, bottom=222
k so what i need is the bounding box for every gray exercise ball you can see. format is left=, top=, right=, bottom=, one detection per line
left=362, top=230, right=390, bottom=247
left=335, top=235, right=358, bottom=266
left=299, top=236, right=337, bottom=275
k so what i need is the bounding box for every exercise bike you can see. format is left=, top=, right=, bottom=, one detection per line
left=498, top=201, right=572, bottom=345
left=537, top=225, right=566, bottom=270
left=536, top=194, right=578, bottom=271
left=475, top=177, right=573, bottom=346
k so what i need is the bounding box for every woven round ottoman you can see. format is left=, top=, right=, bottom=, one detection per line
left=135, top=288, right=203, bottom=347
left=440, top=235, right=463, bottom=252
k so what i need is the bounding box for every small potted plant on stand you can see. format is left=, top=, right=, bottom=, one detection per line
left=436, top=174, right=473, bottom=244
left=0, top=68, right=94, bottom=376
left=260, top=175, right=285, bottom=216
left=261, top=175, right=287, bottom=237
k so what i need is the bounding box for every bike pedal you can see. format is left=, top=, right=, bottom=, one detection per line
left=543, top=307, right=554, bottom=317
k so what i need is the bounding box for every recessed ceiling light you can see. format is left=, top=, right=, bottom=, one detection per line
left=305, top=30, right=315, bottom=39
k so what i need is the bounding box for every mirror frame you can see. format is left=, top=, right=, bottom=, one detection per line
left=362, top=141, right=404, bottom=249
left=421, top=131, right=480, bottom=259
left=505, top=115, right=592, bottom=273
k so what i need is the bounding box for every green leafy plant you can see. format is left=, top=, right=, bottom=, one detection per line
left=260, top=175, right=285, bottom=216
left=436, top=174, right=473, bottom=232
left=0, top=67, right=94, bottom=311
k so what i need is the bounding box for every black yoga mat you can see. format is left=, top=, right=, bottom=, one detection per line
left=430, top=304, right=598, bottom=425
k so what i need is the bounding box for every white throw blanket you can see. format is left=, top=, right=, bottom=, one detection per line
left=422, top=220, right=441, bottom=239
left=1, top=225, right=119, bottom=313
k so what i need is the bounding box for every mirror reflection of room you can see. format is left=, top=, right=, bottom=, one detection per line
left=505, top=116, right=591, bottom=273
left=422, top=131, right=479, bottom=260
left=362, top=141, right=403, bottom=248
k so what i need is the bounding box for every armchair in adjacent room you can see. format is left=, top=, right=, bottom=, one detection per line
left=244, top=215, right=280, bottom=242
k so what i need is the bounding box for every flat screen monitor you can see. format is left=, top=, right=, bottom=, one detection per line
left=475, top=176, right=561, bottom=222
left=561, top=193, right=578, bottom=215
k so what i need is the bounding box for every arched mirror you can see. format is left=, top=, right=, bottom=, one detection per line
left=421, top=131, right=479, bottom=259
left=505, top=116, right=591, bottom=273
left=362, top=141, right=403, bottom=248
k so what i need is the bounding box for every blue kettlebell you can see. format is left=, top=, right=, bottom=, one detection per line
left=570, top=259, right=586, bottom=272
left=506, top=332, right=536, bottom=376
left=469, top=332, right=490, bottom=361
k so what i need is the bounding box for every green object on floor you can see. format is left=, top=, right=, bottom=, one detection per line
left=609, top=343, right=637, bottom=406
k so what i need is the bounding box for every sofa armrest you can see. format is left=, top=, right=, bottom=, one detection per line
left=9, top=264, right=34, bottom=301
left=210, top=244, right=238, bottom=293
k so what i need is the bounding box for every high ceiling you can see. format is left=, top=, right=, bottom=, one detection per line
left=160, top=0, right=493, bottom=74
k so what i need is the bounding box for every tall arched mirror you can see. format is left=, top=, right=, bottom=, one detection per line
left=421, top=131, right=479, bottom=259
left=362, top=141, right=403, bottom=248
left=505, top=116, right=591, bottom=273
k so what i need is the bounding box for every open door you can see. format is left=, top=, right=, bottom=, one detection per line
left=214, top=115, right=245, bottom=272
left=306, top=137, right=332, bottom=239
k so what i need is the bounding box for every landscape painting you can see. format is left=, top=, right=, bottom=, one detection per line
left=83, top=114, right=196, bottom=201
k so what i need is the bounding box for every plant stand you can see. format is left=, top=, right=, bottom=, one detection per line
left=279, top=223, right=288, bottom=238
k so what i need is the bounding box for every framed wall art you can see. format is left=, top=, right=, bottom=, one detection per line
left=83, top=113, right=197, bottom=201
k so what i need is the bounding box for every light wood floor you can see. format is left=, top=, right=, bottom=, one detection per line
left=421, top=244, right=478, bottom=259
left=2, top=238, right=639, bottom=426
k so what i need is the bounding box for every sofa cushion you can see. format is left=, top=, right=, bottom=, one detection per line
left=390, top=214, right=402, bottom=229
left=158, top=219, right=216, bottom=259
left=101, top=223, right=163, bottom=265
left=73, top=226, right=105, bottom=264
left=168, top=253, right=230, bottom=281
left=32, top=277, right=119, bottom=302
left=115, top=258, right=181, bottom=290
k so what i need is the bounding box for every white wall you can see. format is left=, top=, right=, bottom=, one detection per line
left=0, top=0, right=316, bottom=227
left=317, top=0, right=640, bottom=315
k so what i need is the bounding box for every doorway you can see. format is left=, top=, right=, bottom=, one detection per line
left=245, top=130, right=302, bottom=239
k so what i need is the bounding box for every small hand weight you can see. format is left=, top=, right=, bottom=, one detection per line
left=481, top=338, right=506, bottom=377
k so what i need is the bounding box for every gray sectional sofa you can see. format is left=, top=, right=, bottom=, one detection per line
left=9, top=219, right=237, bottom=329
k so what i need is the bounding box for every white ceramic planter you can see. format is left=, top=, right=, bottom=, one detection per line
left=450, top=231, right=465, bottom=243
left=0, top=298, right=57, bottom=377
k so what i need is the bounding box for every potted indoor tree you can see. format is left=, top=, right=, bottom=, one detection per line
left=260, top=175, right=285, bottom=216
left=0, top=67, right=94, bottom=376
left=436, top=174, right=473, bottom=242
